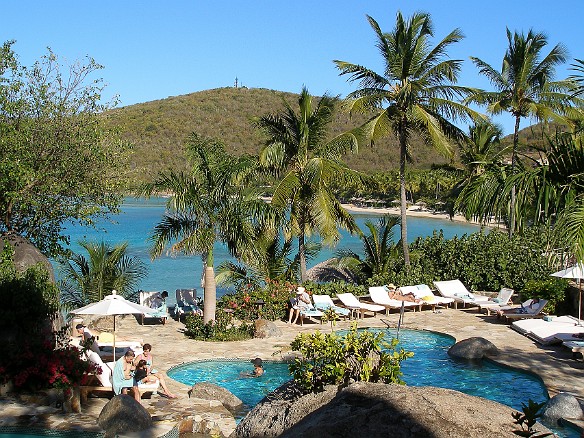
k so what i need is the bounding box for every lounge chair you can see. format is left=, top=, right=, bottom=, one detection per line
left=80, top=350, right=159, bottom=403
left=312, top=294, right=350, bottom=319
left=511, top=315, right=584, bottom=344
left=398, top=284, right=455, bottom=310
left=368, top=286, right=419, bottom=314
left=336, top=293, right=386, bottom=319
left=433, top=280, right=489, bottom=309
left=474, top=288, right=515, bottom=315
left=139, top=291, right=169, bottom=324
left=175, top=289, right=200, bottom=320
left=297, top=295, right=324, bottom=326
left=499, top=299, right=548, bottom=322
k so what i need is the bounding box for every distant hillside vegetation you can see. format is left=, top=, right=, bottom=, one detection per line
left=104, top=87, right=453, bottom=184
left=104, top=87, right=552, bottom=184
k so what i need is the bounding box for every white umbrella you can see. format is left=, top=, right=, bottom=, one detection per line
left=71, top=290, right=153, bottom=360
left=551, top=263, right=584, bottom=325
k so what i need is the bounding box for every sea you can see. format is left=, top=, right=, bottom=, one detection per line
left=57, top=197, right=480, bottom=304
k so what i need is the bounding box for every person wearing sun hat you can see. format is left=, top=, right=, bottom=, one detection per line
left=288, top=286, right=311, bottom=324
left=75, top=323, right=100, bottom=354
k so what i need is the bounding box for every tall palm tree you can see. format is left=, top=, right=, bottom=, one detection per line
left=335, top=215, right=401, bottom=283
left=140, top=133, right=265, bottom=323
left=334, top=12, right=481, bottom=268
left=465, top=29, right=574, bottom=236
left=59, top=240, right=147, bottom=308
left=255, top=87, right=362, bottom=282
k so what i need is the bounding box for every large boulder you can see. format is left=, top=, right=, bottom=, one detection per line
left=448, top=337, right=499, bottom=360
left=188, top=382, right=243, bottom=413
left=98, top=394, right=152, bottom=436
left=235, top=382, right=551, bottom=438
left=0, top=233, right=55, bottom=282
left=541, top=392, right=583, bottom=423
left=254, top=319, right=282, bottom=338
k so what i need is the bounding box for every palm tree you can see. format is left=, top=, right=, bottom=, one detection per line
left=335, top=215, right=401, bottom=283
left=59, top=240, right=147, bottom=308
left=465, top=28, right=574, bottom=236
left=334, top=12, right=481, bottom=268
left=140, top=133, right=265, bottom=323
left=254, top=87, right=362, bottom=282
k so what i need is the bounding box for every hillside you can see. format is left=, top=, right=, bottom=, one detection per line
left=104, top=87, right=452, bottom=183
left=104, top=87, right=557, bottom=185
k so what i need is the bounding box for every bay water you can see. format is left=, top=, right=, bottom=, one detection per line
left=58, top=197, right=480, bottom=304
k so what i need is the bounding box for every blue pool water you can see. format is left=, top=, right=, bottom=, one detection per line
left=168, top=329, right=548, bottom=417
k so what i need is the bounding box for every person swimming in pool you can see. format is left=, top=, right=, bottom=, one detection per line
left=240, top=357, right=264, bottom=378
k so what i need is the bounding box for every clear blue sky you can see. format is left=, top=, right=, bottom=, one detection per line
left=3, top=0, right=583, bottom=135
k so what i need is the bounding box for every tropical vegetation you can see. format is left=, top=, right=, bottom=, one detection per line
left=254, top=86, right=363, bottom=281
left=334, top=12, right=482, bottom=268
left=0, top=40, right=128, bottom=257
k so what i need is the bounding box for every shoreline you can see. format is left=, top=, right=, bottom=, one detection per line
left=340, top=203, right=503, bottom=229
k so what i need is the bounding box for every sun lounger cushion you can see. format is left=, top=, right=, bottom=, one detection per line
left=337, top=293, right=386, bottom=313
left=312, top=295, right=350, bottom=317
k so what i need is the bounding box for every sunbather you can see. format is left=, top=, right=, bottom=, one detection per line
left=112, top=350, right=140, bottom=403
left=389, top=289, right=421, bottom=303
left=75, top=323, right=100, bottom=354
left=134, top=343, right=177, bottom=398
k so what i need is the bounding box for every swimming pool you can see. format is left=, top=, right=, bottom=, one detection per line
left=168, top=328, right=548, bottom=416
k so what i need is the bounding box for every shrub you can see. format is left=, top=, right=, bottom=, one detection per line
left=520, top=278, right=568, bottom=314
left=289, top=324, right=413, bottom=394
left=217, top=279, right=293, bottom=321
left=303, top=281, right=367, bottom=297
left=184, top=308, right=254, bottom=341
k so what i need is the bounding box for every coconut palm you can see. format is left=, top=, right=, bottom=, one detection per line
left=465, top=29, right=575, bottom=236
left=255, top=87, right=363, bottom=282
left=334, top=12, right=481, bottom=268
left=334, top=215, right=401, bottom=283
left=59, top=240, right=147, bottom=308
left=140, top=133, right=266, bottom=323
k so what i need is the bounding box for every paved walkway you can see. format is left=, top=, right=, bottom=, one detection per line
left=1, top=307, right=583, bottom=436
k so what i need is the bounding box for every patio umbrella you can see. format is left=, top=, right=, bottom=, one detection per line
left=71, top=290, right=153, bottom=360
left=551, top=263, right=584, bottom=325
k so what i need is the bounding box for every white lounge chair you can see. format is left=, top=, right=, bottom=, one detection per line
left=511, top=315, right=584, bottom=344
left=139, top=291, right=169, bottom=324
left=398, top=284, right=455, bottom=310
left=474, top=288, right=515, bottom=315
left=175, top=289, right=200, bottom=320
left=368, top=286, right=419, bottom=314
left=297, top=295, right=324, bottom=326
left=312, top=294, right=350, bottom=319
left=433, top=280, right=489, bottom=309
left=337, top=292, right=386, bottom=319
left=499, top=299, right=548, bottom=322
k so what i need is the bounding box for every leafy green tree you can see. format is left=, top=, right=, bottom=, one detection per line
left=0, top=41, right=127, bottom=256
left=255, top=87, right=362, bottom=282
left=141, top=133, right=265, bottom=323
left=59, top=240, right=147, bottom=308
left=465, top=29, right=575, bottom=236
left=335, top=12, right=480, bottom=268
left=335, top=215, right=401, bottom=284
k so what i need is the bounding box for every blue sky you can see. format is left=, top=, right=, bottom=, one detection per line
left=3, top=0, right=583, bottom=135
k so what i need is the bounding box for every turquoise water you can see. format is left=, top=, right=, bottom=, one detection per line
left=168, top=329, right=548, bottom=418
left=57, top=197, right=480, bottom=303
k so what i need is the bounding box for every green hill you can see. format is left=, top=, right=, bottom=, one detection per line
left=104, top=87, right=452, bottom=183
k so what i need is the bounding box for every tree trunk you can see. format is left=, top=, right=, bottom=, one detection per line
left=509, top=115, right=520, bottom=238
left=299, top=232, right=307, bottom=283
left=399, top=126, right=410, bottom=268
left=203, top=251, right=216, bottom=324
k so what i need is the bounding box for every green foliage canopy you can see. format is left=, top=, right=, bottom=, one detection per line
left=0, top=41, right=128, bottom=256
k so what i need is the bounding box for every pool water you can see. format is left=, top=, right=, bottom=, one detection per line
left=168, top=329, right=549, bottom=416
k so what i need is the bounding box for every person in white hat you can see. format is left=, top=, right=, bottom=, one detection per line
left=288, top=286, right=311, bottom=324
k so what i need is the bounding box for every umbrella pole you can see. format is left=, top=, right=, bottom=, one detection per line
left=113, top=315, right=116, bottom=362
left=579, top=280, right=582, bottom=327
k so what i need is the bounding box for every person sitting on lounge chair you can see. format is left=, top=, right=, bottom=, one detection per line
left=75, top=323, right=101, bottom=354
left=113, top=350, right=140, bottom=403
left=497, top=298, right=541, bottom=317
left=288, top=286, right=311, bottom=324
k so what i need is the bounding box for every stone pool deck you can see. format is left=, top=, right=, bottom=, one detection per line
left=1, top=307, right=583, bottom=436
